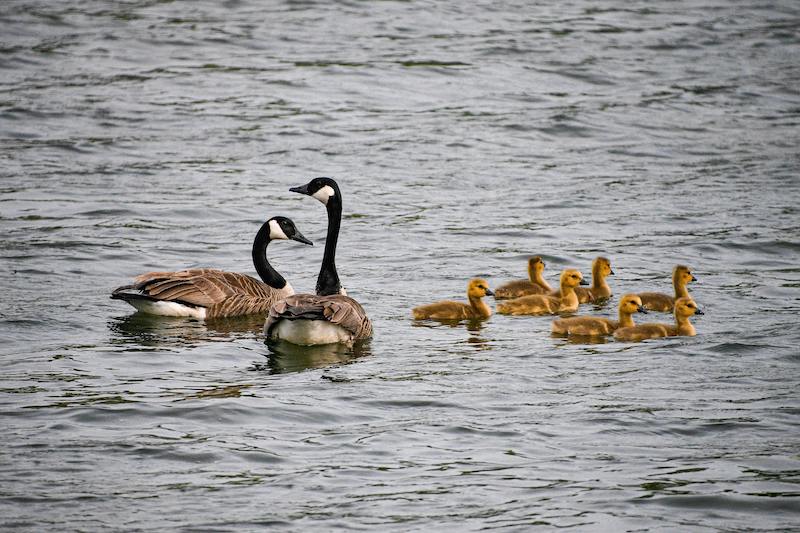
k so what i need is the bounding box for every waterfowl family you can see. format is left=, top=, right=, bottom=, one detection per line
left=551, top=293, right=646, bottom=336
left=637, top=264, right=696, bottom=312
left=111, top=216, right=312, bottom=319
left=412, top=279, right=494, bottom=320
left=264, top=177, right=373, bottom=346
left=565, top=256, right=613, bottom=303
left=497, top=269, right=587, bottom=315
left=613, top=296, right=703, bottom=342
left=494, top=256, right=553, bottom=299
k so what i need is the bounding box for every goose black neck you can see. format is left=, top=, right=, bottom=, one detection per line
left=316, top=183, right=343, bottom=296
left=252, top=221, right=287, bottom=289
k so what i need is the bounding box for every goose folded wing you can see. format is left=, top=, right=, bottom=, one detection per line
left=207, top=292, right=277, bottom=318
left=265, top=294, right=372, bottom=338
left=133, top=270, right=265, bottom=307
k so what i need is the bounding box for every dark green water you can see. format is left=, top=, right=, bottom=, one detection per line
left=1, top=1, right=799, bottom=530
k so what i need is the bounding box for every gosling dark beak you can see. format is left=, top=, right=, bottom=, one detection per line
left=579, top=278, right=589, bottom=286
left=691, top=275, right=697, bottom=282
left=289, top=183, right=310, bottom=196
left=695, top=308, right=704, bottom=315
left=637, top=305, right=648, bottom=314
left=609, top=269, right=615, bottom=275
left=484, top=288, right=494, bottom=296
left=291, top=231, right=313, bottom=246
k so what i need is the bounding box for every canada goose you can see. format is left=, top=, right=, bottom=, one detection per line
left=412, top=279, right=494, bottom=320
left=264, top=177, right=373, bottom=346
left=638, top=265, right=696, bottom=312
left=111, top=216, right=312, bottom=319
left=613, top=296, right=703, bottom=342
left=494, top=256, right=553, bottom=299
left=497, top=269, right=587, bottom=315
left=556, top=256, right=613, bottom=303
left=551, top=293, right=646, bottom=336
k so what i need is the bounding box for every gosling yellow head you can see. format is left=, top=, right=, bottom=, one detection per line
left=594, top=256, right=613, bottom=278
left=561, top=269, right=587, bottom=289
left=619, top=293, right=646, bottom=316
left=467, top=278, right=494, bottom=299
left=528, top=256, right=545, bottom=275
left=674, top=296, right=703, bottom=318
left=674, top=265, right=696, bottom=286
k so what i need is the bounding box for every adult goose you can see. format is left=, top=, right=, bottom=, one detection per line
left=264, top=177, right=373, bottom=346
left=111, top=216, right=312, bottom=319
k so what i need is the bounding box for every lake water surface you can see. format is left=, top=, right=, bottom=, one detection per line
left=1, top=0, right=799, bottom=530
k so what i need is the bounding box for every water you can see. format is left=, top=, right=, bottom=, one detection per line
left=2, top=0, right=799, bottom=530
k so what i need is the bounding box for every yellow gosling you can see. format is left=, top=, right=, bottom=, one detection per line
left=412, top=278, right=494, bottom=320
left=613, top=297, right=703, bottom=342
left=494, top=256, right=553, bottom=299
left=497, top=269, right=587, bottom=315
left=552, top=294, right=646, bottom=336
left=638, top=264, right=696, bottom=312
left=549, top=256, right=613, bottom=303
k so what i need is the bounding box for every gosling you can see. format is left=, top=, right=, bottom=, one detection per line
left=497, top=269, right=587, bottom=315
left=412, top=278, right=494, bottom=320
left=638, top=264, right=696, bottom=312
left=613, top=296, right=703, bottom=342
left=567, top=256, right=613, bottom=303
left=551, top=294, right=647, bottom=336
left=494, top=256, right=553, bottom=299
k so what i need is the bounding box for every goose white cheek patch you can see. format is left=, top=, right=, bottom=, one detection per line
left=268, top=219, right=289, bottom=240
left=311, top=185, right=335, bottom=205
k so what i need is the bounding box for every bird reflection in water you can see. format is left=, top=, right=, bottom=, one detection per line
left=257, top=339, right=372, bottom=375
left=412, top=317, right=493, bottom=351
left=551, top=332, right=611, bottom=346
left=109, top=312, right=267, bottom=348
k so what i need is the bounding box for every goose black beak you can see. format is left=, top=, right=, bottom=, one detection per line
left=609, top=269, right=615, bottom=275
left=484, top=288, right=494, bottom=297
left=637, top=305, right=648, bottom=314
left=691, top=275, right=698, bottom=282
left=695, top=308, right=704, bottom=315
left=289, top=184, right=310, bottom=196
left=579, top=278, right=590, bottom=286
left=291, top=231, right=313, bottom=246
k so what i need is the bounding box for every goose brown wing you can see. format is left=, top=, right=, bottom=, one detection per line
left=265, top=294, right=373, bottom=340
left=131, top=269, right=274, bottom=309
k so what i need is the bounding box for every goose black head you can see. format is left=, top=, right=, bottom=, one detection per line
left=289, top=177, right=340, bottom=206
left=268, top=216, right=313, bottom=245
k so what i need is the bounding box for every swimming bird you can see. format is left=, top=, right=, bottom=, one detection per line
left=412, top=279, right=494, bottom=320
left=494, top=256, right=553, bottom=299
left=497, top=269, right=587, bottom=315
left=264, top=177, right=373, bottom=346
left=613, top=296, right=703, bottom=342
left=637, top=265, right=696, bottom=312
left=565, top=256, right=613, bottom=303
left=551, top=293, right=646, bottom=336
left=111, top=216, right=312, bottom=319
